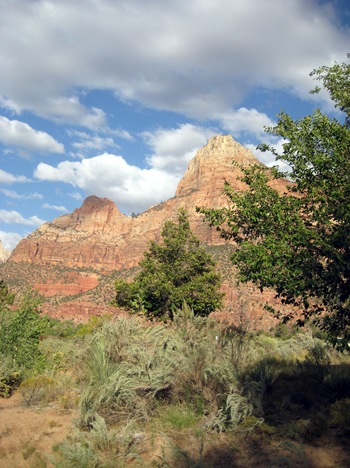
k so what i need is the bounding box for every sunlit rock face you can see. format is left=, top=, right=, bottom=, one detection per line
left=0, top=240, right=10, bottom=264
left=3, top=135, right=289, bottom=326
left=9, top=135, right=270, bottom=271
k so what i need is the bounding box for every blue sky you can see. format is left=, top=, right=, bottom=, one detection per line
left=0, top=0, right=349, bottom=250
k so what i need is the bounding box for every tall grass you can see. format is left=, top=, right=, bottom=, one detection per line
left=47, top=308, right=350, bottom=466
left=51, top=415, right=144, bottom=468
left=76, top=306, right=266, bottom=432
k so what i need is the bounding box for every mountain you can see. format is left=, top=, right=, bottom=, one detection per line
left=8, top=135, right=256, bottom=271
left=0, top=135, right=289, bottom=327
left=0, top=240, right=10, bottom=264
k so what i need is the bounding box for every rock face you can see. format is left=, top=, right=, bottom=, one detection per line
left=176, top=135, right=261, bottom=198
left=10, top=135, right=262, bottom=272
left=2, top=135, right=290, bottom=326
left=0, top=240, right=10, bottom=264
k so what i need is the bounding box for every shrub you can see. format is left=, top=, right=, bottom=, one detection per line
left=0, top=355, right=23, bottom=397
left=0, top=293, right=50, bottom=371
left=323, top=365, right=350, bottom=397
left=329, top=398, right=350, bottom=435
left=114, top=210, right=224, bottom=319
left=78, top=316, right=181, bottom=425
left=50, top=415, right=143, bottom=467
left=19, top=375, right=55, bottom=406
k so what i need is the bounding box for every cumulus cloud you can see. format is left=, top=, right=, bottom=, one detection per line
left=34, top=123, right=221, bottom=213
left=0, top=116, right=64, bottom=153
left=218, top=108, right=276, bottom=140
left=112, top=129, right=134, bottom=142
left=245, top=138, right=291, bottom=173
left=44, top=98, right=106, bottom=128
left=0, top=169, right=30, bottom=184
left=0, top=209, right=45, bottom=226
left=34, top=153, right=180, bottom=213
left=143, top=124, right=217, bottom=174
left=0, top=230, right=23, bottom=251
left=0, top=1, right=347, bottom=123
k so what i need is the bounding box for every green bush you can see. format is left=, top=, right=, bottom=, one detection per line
left=75, top=308, right=266, bottom=434
left=0, top=293, right=50, bottom=371
left=114, top=210, right=224, bottom=319
left=0, top=355, right=23, bottom=397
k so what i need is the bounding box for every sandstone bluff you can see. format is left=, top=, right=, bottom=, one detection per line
left=0, top=135, right=288, bottom=326
left=0, top=240, right=10, bottom=264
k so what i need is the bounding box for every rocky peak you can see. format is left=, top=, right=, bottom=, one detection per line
left=1, top=134, right=291, bottom=327
left=52, top=195, right=129, bottom=235
left=6, top=135, right=270, bottom=272
left=175, top=134, right=261, bottom=197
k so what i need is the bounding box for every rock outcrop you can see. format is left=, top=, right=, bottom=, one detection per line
left=1, top=135, right=290, bottom=327
left=9, top=135, right=262, bottom=272
left=0, top=240, right=10, bottom=264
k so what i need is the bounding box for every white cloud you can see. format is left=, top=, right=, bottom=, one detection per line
left=0, top=209, right=45, bottom=226
left=71, top=132, right=118, bottom=152
left=34, top=153, right=179, bottom=214
left=34, top=123, right=220, bottom=213
left=218, top=108, right=276, bottom=140
left=245, top=138, right=291, bottom=173
left=68, top=192, right=83, bottom=201
left=0, top=116, right=64, bottom=153
left=0, top=1, right=347, bottom=123
left=112, top=129, right=134, bottom=142
left=42, top=203, right=68, bottom=212
left=44, top=98, right=106, bottom=128
left=0, top=230, right=23, bottom=251
left=143, top=124, right=217, bottom=174
left=0, top=169, right=30, bottom=184
left=0, top=188, right=42, bottom=200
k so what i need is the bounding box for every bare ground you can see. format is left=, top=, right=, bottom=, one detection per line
left=0, top=392, right=78, bottom=468
left=1, top=392, right=349, bottom=467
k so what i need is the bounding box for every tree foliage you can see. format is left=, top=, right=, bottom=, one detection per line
left=0, top=279, right=15, bottom=309
left=0, top=290, right=49, bottom=370
left=199, top=62, right=350, bottom=348
left=114, top=210, right=224, bottom=319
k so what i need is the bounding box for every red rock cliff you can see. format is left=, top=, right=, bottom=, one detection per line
left=10, top=135, right=271, bottom=272
left=2, top=135, right=290, bottom=326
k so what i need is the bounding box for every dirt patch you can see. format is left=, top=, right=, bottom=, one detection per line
left=1, top=393, right=349, bottom=467
left=0, top=392, right=78, bottom=467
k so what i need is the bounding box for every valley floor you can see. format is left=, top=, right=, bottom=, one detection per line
left=1, top=391, right=349, bottom=468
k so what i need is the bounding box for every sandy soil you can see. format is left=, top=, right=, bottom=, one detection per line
left=1, top=392, right=349, bottom=467
left=0, top=392, right=78, bottom=468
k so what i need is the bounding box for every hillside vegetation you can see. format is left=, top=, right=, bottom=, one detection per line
left=1, top=289, right=350, bottom=466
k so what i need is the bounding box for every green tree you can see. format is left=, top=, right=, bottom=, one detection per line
left=0, top=279, right=15, bottom=309
left=114, top=210, right=224, bottom=319
left=199, top=62, right=350, bottom=348
left=0, top=291, right=49, bottom=370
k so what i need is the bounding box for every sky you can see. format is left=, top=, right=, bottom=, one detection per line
left=0, top=0, right=349, bottom=251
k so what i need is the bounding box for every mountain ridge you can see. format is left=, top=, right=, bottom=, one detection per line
left=1, top=135, right=288, bottom=326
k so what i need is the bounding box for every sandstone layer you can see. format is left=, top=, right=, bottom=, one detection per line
left=1, top=135, right=290, bottom=327
left=0, top=240, right=10, bottom=264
